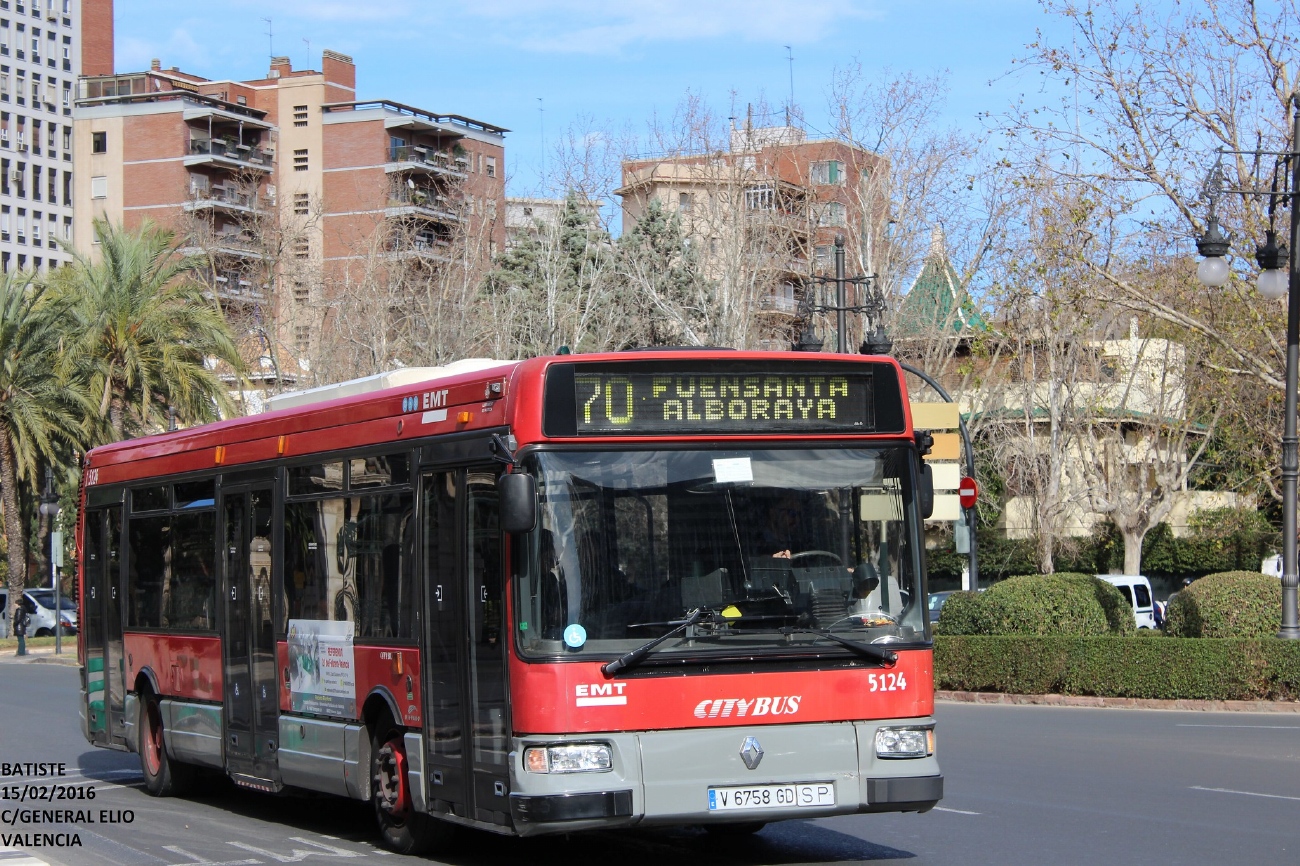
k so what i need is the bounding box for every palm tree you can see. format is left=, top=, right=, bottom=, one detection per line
left=0, top=271, right=79, bottom=622
left=53, top=219, right=246, bottom=441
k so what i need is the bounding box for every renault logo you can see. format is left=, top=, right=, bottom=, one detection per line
left=739, top=736, right=764, bottom=770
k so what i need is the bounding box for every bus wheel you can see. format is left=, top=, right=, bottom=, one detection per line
left=370, top=718, right=453, bottom=855
left=705, top=821, right=766, bottom=836
left=138, top=690, right=194, bottom=796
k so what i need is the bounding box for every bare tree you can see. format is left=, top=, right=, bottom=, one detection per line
left=1003, top=0, right=1298, bottom=500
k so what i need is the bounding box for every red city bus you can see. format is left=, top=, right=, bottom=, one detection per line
left=77, top=350, right=942, bottom=853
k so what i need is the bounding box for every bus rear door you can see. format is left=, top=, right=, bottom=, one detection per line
left=82, top=504, right=128, bottom=748
left=221, top=483, right=281, bottom=788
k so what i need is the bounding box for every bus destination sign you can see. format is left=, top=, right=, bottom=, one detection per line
left=574, top=369, right=874, bottom=434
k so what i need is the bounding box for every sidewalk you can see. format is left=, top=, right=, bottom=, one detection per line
left=0, top=645, right=79, bottom=666
left=938, top=689, right=1300, bottom=713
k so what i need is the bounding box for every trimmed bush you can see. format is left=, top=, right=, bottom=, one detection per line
left=937, top=573, right=1131, bottom=636
left=1057, top=573, right=1135, bottom=635
left=933, top=590, right=983, bottom=635
left=1165, top=570, right=1282, bottom=638
left=935, top=635, right=1300, bottom=701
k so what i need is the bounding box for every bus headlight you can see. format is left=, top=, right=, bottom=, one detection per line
left=523, top=743, right=613, bottom=774
left=874, top=726, right=934, bottom=759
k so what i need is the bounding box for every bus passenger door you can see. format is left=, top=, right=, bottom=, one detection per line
left=421, top=471, right=467, bottom=817
left=465, top=471, right=510, bottom=825
left=83, top=506, right=126, bottom=747
left=420, top=468, right=510, bottom=825
left=222, top=484, right=280, bottom=787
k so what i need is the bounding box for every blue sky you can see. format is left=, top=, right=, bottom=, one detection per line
left=115, top=0, right=1069, bottom=195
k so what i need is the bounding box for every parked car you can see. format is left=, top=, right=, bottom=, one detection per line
left=0, top=588, right=77, bottom=638
left=1096, top=575, right=1157, bottom=629
left=928, top=591, right=954, bottom=624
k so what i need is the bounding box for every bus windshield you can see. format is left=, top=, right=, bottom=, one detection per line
left=514, top=446, right=927, bottom=661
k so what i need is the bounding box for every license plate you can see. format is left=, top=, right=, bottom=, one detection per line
left=707, top=782, right=836, bottom=811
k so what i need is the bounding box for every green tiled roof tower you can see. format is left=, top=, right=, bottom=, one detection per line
left=893, top=226, right=984, bottom=337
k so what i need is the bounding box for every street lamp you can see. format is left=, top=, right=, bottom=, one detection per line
left=38, top=466, right=63, bottom=654
left=1194, top=95, right=1300, bottom=639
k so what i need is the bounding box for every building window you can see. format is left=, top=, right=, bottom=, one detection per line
left=90, top=174, right=106, bottom=198
left=679, top=191, right=692, bottom=213
left=292, top=281, right=308, bottom=302
left=293, top=148, right=307, bottom=171
left=60, top=125, right=67, bottom=150
left=820, top=201, right=846, bottom=227
left=294, top=325, right=311, bottom=354
left=744, top=184, right=774, bottom=211
left=293, top=238, right=309, bottom=259
left=61, top=215, right=69, bottom=240
left=293, top=104, right=308, bottom=127
left=485, top=155, right=496, bottom=178
left=811, top=160, right=844, bottom=186
left=293, top=192, right=309, bottom=214
left=90, top=130, right=105, bottom=153
left=235, top=95, right=246, bottom=106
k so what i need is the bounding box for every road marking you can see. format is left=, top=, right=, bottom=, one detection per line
left=226, top=837, right=366, bottom=862
left=1177, top=724, right=1300, bottom=729
left=932, top=806, right=981, bottom=815
left=0, top=846, right=52, bottom=866
left=1191, top=785, right=1300, bottom=801
left=163, top=846, right=262, bottom=866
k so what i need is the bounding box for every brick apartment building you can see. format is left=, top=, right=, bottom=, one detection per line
left=616, top=117, right=882, bottom=348
left=73, top=51, right=506, bottom=390
left=0, top=0, right=108, bottom=274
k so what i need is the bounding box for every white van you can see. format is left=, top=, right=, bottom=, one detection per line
left=1097, top=575, right=1157, bottom=629
left=0, top=588, right=77, bottom=637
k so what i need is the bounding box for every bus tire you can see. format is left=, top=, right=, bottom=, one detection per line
left=137, top=689, right=195, bottom=796
left=370, top=714, right=453, bottom=855
left=705, top=821, right=766, bottom=836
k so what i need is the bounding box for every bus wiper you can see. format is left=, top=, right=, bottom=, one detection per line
left=780, top=627, right=898, bottom=665
left=602, top=608, right=708, bottom=677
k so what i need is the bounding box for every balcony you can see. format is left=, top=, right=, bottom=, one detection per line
left=385, top=145, right=467, bottom=179
left=183, top=186, right=263, bottom=215
left=206, top=274, right=268, bottom=306
left=385, top=190, right=461, bottom=224
left=386, top=235, right=452, bottom=265
left=758, top=292, right=800, bottom=315
left=181, top=231, right=267, bottom=261
left=185, top=139, right=272, bottom=173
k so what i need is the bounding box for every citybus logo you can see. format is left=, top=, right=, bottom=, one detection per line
left=693, top=696, right=802, bottom=719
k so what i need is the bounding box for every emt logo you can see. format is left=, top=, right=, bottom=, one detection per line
left=575, top=683, right=628, bottom=707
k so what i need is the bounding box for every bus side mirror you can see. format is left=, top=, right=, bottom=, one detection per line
left=918, top=463, right=935, bottom=520
left=498, top=472, right=537, bottom=534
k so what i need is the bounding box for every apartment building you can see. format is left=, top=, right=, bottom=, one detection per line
left=0, top=0, right=106, bottom=273
left=73, top=52, right=506, bottom=387
left=616, top=117, right=882, bottom=346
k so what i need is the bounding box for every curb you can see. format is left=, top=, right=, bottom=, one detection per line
left=937, top=690, right=1300, bottom=713
left=0, top=653, right=79, bottom=667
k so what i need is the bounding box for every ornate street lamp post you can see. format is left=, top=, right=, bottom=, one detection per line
left=1194, top=94, right=1300, bottom=639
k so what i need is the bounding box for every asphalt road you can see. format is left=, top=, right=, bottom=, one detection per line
left=1, top=662, right=1297, bottom=865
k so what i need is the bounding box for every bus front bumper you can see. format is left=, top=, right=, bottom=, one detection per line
left=507, top=718, right=941, bottom=836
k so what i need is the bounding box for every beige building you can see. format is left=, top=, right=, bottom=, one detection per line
left=616, top=119, right=884, bottom=348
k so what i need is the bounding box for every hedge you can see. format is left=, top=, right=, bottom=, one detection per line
left=935, top=635, right=1300, bottom=701
left=1165, top=570, right=1282, bottom=638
